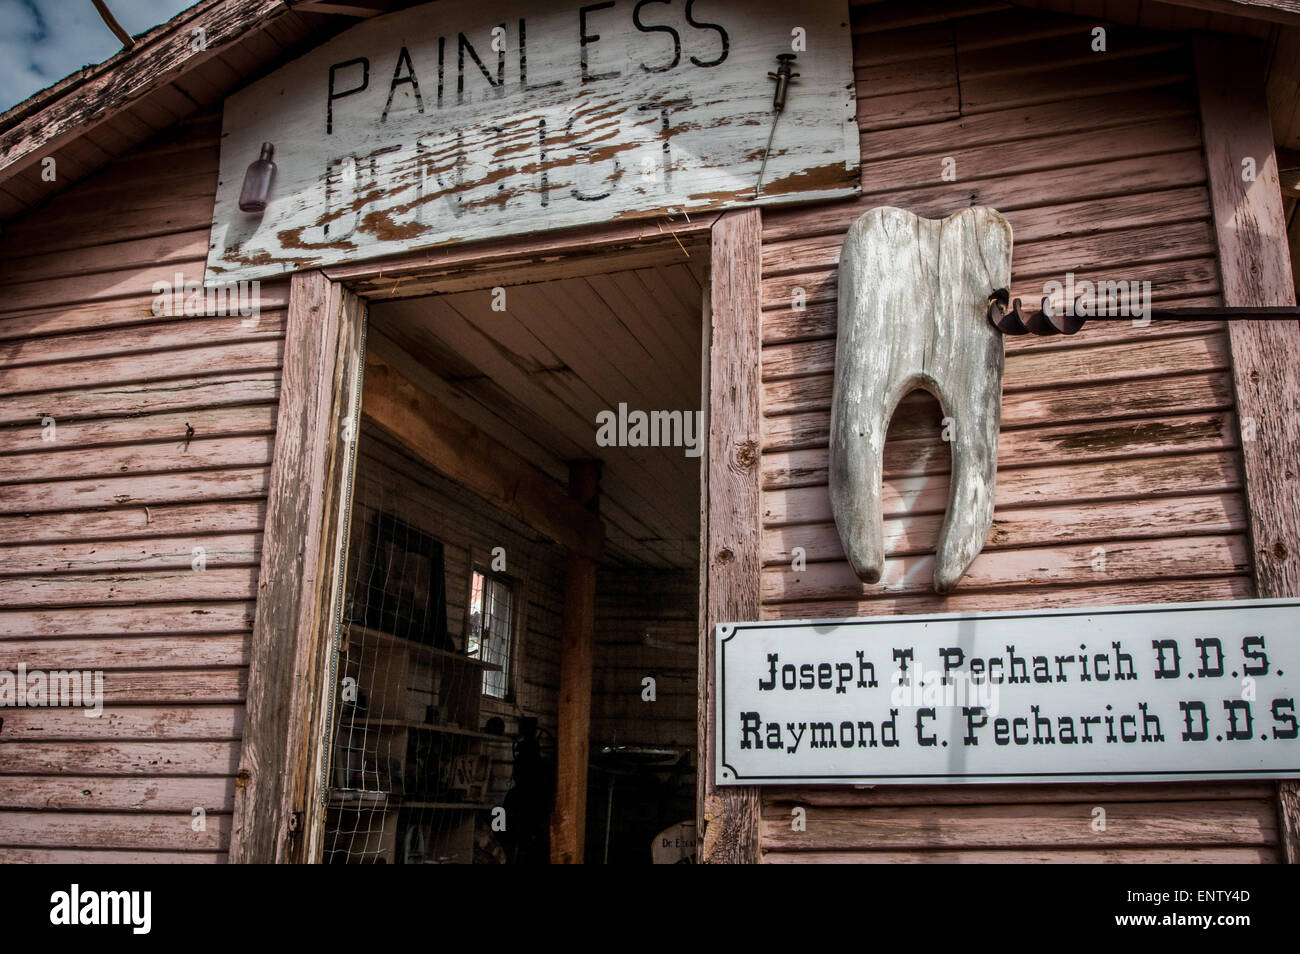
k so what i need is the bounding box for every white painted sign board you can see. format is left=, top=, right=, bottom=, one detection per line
left=716, top=599, right=1300, bottom=785
left=206, top=0, right=860, bottom=284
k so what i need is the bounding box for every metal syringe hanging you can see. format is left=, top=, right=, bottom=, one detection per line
left=753, top=53, right=799, bottom=200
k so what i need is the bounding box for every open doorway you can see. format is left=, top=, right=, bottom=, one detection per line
left=320, top=245, right=708, bottom=864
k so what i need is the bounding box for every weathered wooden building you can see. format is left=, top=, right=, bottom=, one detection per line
left=1, top=0, right=1298, bottom=863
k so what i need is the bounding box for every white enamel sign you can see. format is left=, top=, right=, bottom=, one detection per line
left=716, top=599, right=1300, bottom=785
left=206, top=0, right=859, bottom=283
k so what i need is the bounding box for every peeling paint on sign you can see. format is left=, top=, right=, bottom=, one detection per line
left=206, top=0, right=860, bottom=284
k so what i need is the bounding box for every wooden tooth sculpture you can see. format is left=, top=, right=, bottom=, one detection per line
left=830, top=206, right=1011, bottom=594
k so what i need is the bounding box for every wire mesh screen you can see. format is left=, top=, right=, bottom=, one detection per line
left=323, top=440, right=558, bottom=864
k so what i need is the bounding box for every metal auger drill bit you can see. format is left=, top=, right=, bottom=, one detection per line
left=987, top=288, right=1087, bottom=336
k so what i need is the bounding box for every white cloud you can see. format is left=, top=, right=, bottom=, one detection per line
left=0, top=0, right=197, bottom=113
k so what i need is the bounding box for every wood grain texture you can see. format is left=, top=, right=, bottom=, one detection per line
left=1, top=706, right=244, bottom=742
left=765, top=779, right=1276, bottom=806
left=0, top=372, right=280, bottom=429
left=764, top=351, right=1232, bottom=422
left=765, top=533, right=1249, bottom=602
left=763, top=578, right=1255, bottom=622
left=0, top=532, right=260, bottom=577
left=0, top=812, right=230, bottom=851
left=324, top=218, right=708, bottom=291
left=0, top=315, right=284, bottom=370
left=230, top=272, right=362, bottom=864
left=0, top=602, right=254, bottom=639
left=831, top=206, right=1009, bottom=593
left=1, top=635, right=249, bottom=670
left=0, top=776, right=234, bottom=813
left=0, top=849, right=225, bottom=863
left=1196, top=34, right=1300, bottom=864
left=763, top=847, right=1279, bottom=863
left=549, top=461, right=600, bottom=864
left=760, top=799, right=1277, bottom=851
left=0, top=341, right=283, bottom=397
left=0, top=405, right=275, bottom=457
left=0, top=741, right=240, bottom=776
left=770, top=405, right=1236, bottom=484
left=699, top=209, right=762, bottom=864
left=765, top=492, right=1245, bottom=565
left=0, top=469, right=270, bottom=516
left=291, top=288, right=367, bottom=865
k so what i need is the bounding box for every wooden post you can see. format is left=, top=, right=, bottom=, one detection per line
left=1195, top=34, right=1300, bottom=863
left=698, top=208, right=763, bottom=864
left=231, top=272, right=367, bottom=863
left=550, top=460, right=601, bottom=864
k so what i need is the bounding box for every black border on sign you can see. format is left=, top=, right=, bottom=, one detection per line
left=716, top=598, right=1300, bottom=784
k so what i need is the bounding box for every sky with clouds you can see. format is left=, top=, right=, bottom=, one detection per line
left=1, top=0, right=197, bottom=113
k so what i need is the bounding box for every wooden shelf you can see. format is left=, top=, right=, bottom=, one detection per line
left=340, top=717, right=508, bottom=743
left=329, top=791, right=392, bottom=807
left=343, top=622, right=503, bottom=670
left=330, top=610, right=495, bottom=864
left=330, top=792, right=493, bottom=812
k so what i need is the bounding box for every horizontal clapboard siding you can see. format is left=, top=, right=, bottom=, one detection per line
left=757, top=1, right=1265, bottom=862
left=0, top=114, right=271, bottom=862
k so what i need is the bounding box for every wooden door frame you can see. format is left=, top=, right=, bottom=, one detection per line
left=230, top=272, right=367, bottom=864
left=229, top=217, right=726, bottom=863
left=698, top=209, right=765, bottom=864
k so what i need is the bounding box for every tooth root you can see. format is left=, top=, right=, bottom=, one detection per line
left=830, top=206, right=1010, bottom=594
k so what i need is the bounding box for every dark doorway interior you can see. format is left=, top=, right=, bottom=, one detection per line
left=322, top=254, right=706, bottom=863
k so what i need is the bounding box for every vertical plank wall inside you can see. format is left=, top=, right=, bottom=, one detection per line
left=755, top=0, right=1276, bottom=862
left=0, top=115, right=281, bottom=862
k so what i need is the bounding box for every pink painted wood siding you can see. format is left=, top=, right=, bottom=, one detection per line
left=0, top=114, right=277, bottom=862
left=0, top=0, right=1281, bottom=864
left=755, top=0, right=1277, bottom=862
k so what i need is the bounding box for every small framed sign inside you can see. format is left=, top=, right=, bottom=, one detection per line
left=716, top=599, right=1300, bottom=785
